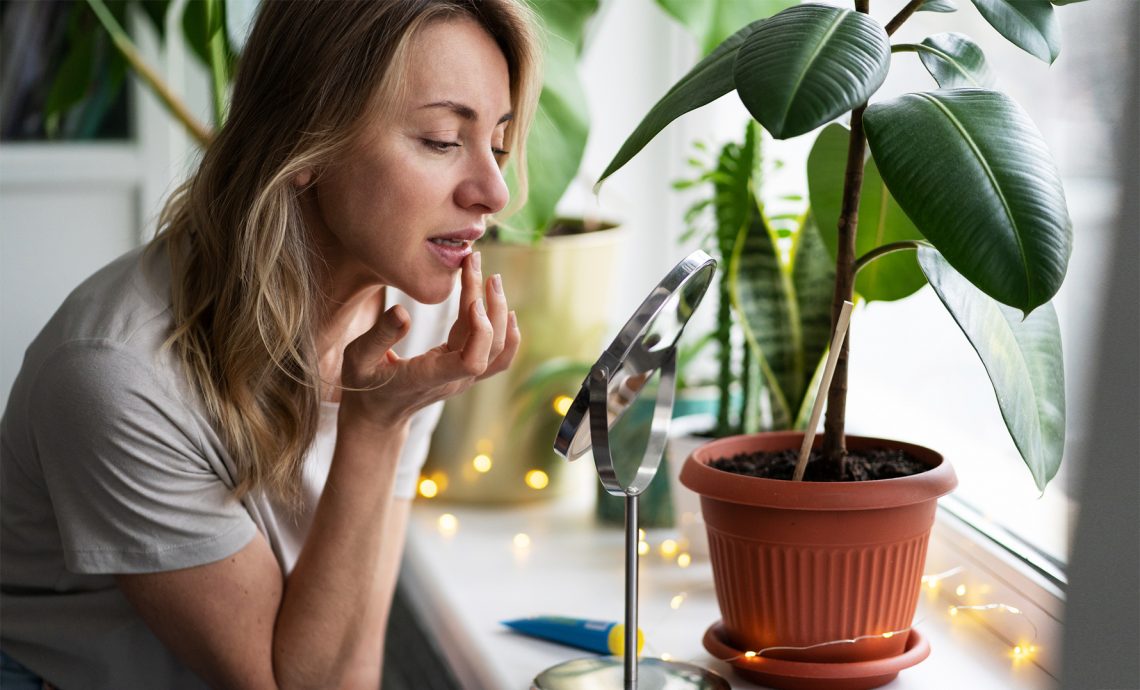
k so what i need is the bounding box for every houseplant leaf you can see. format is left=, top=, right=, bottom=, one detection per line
left=919, top=0, right=958, bottom=12
left=863, top=88, right=1071, bottom=314
left=655, top=0, right=797, bottom=56
left=729, top=203, right=797, bottom=428
left=807, top=123, right=926, bottom=302
left=919, top=247, right=1065, bottom=491
left=788, top=213, right=836, bottom=424
left=968, top=0, right=1061, bottom=64
left=504, top=0, right=597, bottom=240
left=596, top=19, right=760, bottom=187
left=733, top=4, right=890, bottom=139
left=907, top=32, right=997, bottom=88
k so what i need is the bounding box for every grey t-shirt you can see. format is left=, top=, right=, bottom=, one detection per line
left=0, top=243, right=453, bottom=689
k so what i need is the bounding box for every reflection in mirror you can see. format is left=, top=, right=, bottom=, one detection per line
left=606, top=367, right=662, bottom=492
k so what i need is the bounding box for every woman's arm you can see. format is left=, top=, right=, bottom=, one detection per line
left=115, top=411, right=408, bottom=690
left=117, top=256, right=518, bottom=689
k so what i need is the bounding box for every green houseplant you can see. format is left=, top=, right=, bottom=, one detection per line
left=599, top=0, right=1079, bottom=685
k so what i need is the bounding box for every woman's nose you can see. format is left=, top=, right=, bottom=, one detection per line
left=455, top=149, right=510, bottom=215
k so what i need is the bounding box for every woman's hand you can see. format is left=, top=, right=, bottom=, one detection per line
left=339, top=252, right=520, bottom=430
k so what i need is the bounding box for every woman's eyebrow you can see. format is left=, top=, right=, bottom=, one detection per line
left=418, top=100, right=513, bottom=124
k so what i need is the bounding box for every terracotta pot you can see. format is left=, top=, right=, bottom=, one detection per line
left=680, top=432, right=957, bottom=669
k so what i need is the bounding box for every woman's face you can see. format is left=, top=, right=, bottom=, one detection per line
left=305, top=17, right=513, bottom=304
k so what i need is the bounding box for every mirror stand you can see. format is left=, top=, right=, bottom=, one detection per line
left=536, top=251, right=728, bottom=689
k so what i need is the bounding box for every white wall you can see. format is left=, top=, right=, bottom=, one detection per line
left=0, top=3, right=208, bottom=408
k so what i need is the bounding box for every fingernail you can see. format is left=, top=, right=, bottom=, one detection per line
left=475, top=298, right=486, bottom=316
left=471, top=251, right=482, bottom=273
left=491, top=274, right=503, bottom=294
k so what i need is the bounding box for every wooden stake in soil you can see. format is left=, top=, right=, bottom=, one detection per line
left=793, top=301, right=854, bottom=482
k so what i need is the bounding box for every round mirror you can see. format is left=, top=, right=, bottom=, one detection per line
left=553, top=250, right=716, bottom=496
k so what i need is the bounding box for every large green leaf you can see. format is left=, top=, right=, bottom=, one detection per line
left=729, top=203, right=797, bottom=427
left=919, top=247, right=1065, bottom=491
left=907, top=32, right=997, bottom=88
left=596, top=20, right=760, bottom=187
left=656, top=0, right=797, bottom=56
left=729, top=204, right=833, bottom=429
left=807, top=123, right=926, bottom=302
left=788, top=213, right=836, bottom=424
left=733, top=4, right=890, bottom=139
left=504, top=0, right=597, bottom=240
left=919, top=0, right=959, bottom=12
left=864, top=89, right=1071, bottom=314
left=969, top=0, right=1060, bottom=64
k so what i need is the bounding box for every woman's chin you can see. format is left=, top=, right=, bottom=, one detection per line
left=397, top=276, right=458, bottom=306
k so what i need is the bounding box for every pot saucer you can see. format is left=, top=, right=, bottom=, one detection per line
left=701, top=622, right=930, bottom=690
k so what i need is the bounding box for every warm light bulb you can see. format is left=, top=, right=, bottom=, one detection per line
left=882, top=631, right=894, bottom=639
left=659, top=539, right=679, bottom=558
left=430, top=471, right=448, bottom=492
left=638, top=529, right=646, bottom=540
left=670, top=594, right=686, bottom=610
left=513, top=533, right=531, bottom=549
left=744, top=651, right=757, bottom=659
left=437, top=513, right=458, bottom=535
left=472, top=454, right=493, bottom=473
left=638, top=541, right=650, bottom=556
left=418, top=478, right=439, bottom=498
left=524, top=470, right=549, bottom=490
left=955, top=584, right=967, bottom=597
left=552, top=395, right=574, bottom=416
left=677, top=553, right=692, bottom=568
left=949, top=606, right=959, bottom=617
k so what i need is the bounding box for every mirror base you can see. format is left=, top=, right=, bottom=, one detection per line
left=533, top=656, right=729, bottom=690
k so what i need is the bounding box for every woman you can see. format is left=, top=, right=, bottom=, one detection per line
left=0, top=1, right=541, bottom=688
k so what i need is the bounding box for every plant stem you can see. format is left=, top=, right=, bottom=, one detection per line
left=821, top=0, right=872, bottom=477
left=85, top=0, right=213, bottom=147
left=885, top=0, right=925, bottom=36
left=205, top=0, right=230, bottom=127
left=854, top=240, right=929, bottom=274
left=820, top=105, right=867, bottom=476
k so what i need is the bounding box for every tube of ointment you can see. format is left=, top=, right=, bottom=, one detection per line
left=501, top=616, right=645, bottom=656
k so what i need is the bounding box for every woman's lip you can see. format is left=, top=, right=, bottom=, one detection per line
left=430, top=228, right=484, bottom=242
left=426, top=239, right=471, bottom=269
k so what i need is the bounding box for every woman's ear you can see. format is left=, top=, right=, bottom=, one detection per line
left=292, top=168, right=314, bottom=188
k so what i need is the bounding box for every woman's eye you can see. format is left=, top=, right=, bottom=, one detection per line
left=422, top=139, right=460, bottom=153
left=492, top=147, right=510, bottom=160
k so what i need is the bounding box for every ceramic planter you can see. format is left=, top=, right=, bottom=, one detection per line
left=680, top=432, right=957, bottom=689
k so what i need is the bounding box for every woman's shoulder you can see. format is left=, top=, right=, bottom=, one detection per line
left=33, top=241, right=175, bottom=360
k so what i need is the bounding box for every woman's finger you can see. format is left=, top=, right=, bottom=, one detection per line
left=484, top=273, right=508, bottom=361
left=344, top=305, right=409, bottom=379
left=447, top=251, right=482, bottom=352
left=479, top=310, right=520, bottom=380
left=456, top=297, right=493, bottom=377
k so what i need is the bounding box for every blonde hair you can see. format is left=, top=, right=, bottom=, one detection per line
left=155, top=0, right=541, bottom=507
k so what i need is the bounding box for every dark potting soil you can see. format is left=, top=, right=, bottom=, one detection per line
left=710, top=447, right=929, bottom=482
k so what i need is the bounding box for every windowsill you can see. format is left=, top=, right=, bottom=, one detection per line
left=402, top=485, right=1058, bottom=689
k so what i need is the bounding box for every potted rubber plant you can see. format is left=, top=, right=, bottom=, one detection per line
left=422, top=0, right=628, bottom=503
left=599, top=0, right=1079, bottom=686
